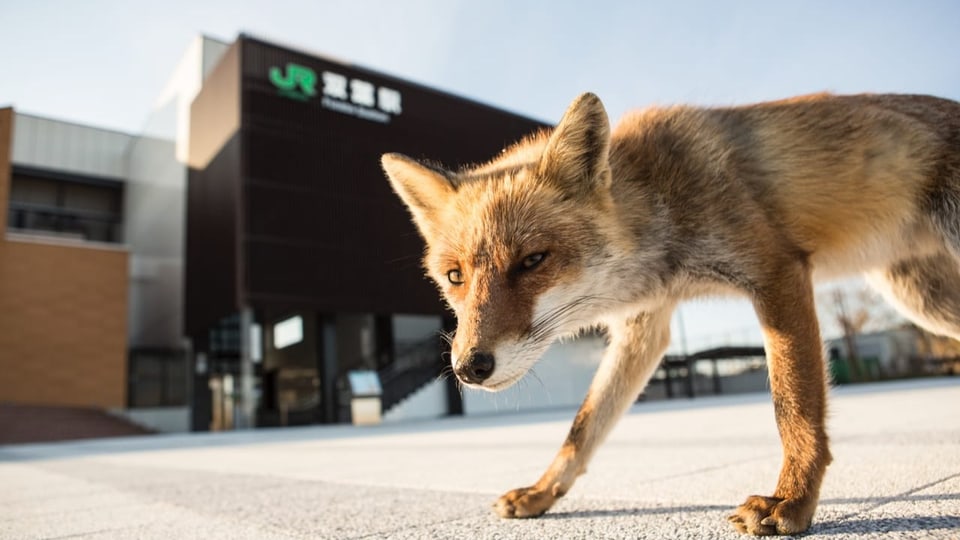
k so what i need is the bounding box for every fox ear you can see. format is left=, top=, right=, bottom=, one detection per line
left=381, top=153, right=455, bottom=236
left=537, top=92, right=611, bottom=197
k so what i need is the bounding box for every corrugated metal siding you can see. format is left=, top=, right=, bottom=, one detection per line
left=12, top=114, right=133, bottom=179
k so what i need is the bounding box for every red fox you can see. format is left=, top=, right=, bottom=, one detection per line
left=381, top=92, right=960, bottom=535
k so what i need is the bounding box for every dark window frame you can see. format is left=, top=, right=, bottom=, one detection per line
left=7, top=165, right=124, bottom=244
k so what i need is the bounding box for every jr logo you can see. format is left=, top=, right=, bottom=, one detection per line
left=269, top=63, right=317, bottom=101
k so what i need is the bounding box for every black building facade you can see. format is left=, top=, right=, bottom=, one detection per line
left=186, top=36, right=547, bottom=429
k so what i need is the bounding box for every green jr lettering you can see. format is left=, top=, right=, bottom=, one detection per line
left=269, top=63, right=318, bottom=100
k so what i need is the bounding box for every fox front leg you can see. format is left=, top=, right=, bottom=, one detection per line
left=494, top=306, right=675, bottom=518
left=729, top=260, right=832, bottom=535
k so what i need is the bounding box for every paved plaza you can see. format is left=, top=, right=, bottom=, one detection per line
left=2, top=378, right=958, bottom=539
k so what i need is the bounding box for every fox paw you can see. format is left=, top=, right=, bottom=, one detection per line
left=728, top=495, right=815, bottom=536
left=494, top=485, right=557, bottom=519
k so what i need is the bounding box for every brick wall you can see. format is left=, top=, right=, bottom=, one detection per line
left=0, top=108, right=129, bottom=409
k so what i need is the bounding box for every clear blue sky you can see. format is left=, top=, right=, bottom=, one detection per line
left=3, top=0, right=959, bottom=350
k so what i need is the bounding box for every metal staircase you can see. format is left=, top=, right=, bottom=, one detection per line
left=379, top=335, right=446, bottom=413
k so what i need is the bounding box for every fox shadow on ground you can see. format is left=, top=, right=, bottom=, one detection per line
left=538, top=489, right=960, bottom=535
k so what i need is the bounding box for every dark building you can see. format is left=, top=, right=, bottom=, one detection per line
left=186, top=36, right=548, bottom=429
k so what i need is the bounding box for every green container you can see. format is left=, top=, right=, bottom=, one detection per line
left=830, top=357, right=851, bottom=384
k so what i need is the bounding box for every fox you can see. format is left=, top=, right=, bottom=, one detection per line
left=380, top=91, right=960, bottom=535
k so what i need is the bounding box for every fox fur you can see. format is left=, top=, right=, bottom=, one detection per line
left=381, top=92, right=960, bottom=535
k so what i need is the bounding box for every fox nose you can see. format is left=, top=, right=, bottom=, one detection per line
left=456, top=350, right=495, bottom=384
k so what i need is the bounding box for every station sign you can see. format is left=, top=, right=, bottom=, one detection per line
left=269, top=62, right=402, bottom=124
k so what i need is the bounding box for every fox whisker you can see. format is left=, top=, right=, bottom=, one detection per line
left=527, top=295, right=606, bottom=344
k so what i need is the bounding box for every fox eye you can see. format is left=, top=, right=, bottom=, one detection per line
left=447, top=269, right=464, bottom=285
left=521, top=252, right=547, bottom=270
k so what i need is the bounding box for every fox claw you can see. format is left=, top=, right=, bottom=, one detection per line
left=729, top=495, right=815, bottom=536
left=494, top=486, right=556, bottom=519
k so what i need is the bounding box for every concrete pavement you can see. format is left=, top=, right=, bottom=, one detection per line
left=2, top=378, right=958, bottom=539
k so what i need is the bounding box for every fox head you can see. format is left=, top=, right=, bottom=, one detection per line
left=382, top=93, right=634, bottom=391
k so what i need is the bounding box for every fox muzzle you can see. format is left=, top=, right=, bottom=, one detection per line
left=454, top=349, right=496, bottom=385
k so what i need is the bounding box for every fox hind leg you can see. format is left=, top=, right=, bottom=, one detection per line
left=865, top=174, right=960, bottom=358
left=928, top=179, right=960, bottom=261
left=864, top=170, right=960, bottom=358
left=866, top=251, right=960, bottom=341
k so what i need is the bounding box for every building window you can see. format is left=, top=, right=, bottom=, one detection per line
left=129, top=349, right=189, bottom=407
left=7, top=167, right=123, bottom=243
